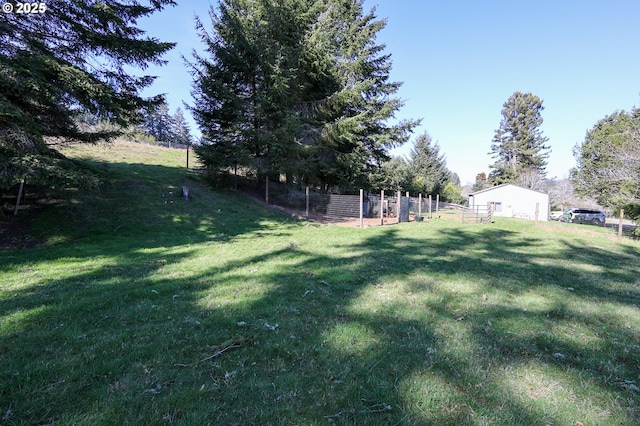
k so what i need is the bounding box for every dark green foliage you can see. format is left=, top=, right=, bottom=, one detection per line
left=0, top=133, right=100, bottom=191
left=0, top=0, right=176, bottom=191
left=140, top=103, right=192, bottom=147
left=370, top=156, right=413, bottom=192
left=408, top=132, right=452, bottom=195
left=189, top=0, right=418, bottom=190
left=572, top=108, right=640, bottom=230
left=370, top=132, right=460, bottom=201
left=370, top=132, right=464, bottom=203
left=171, top=108, right=193, bottom=146
left=489, top=92, right=550, bottom=185
left=189, top=0, right=274, bottom=181
left=142, top=101, right=174, bottom=143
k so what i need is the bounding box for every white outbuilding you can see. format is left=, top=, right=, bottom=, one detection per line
left=468, top=184, right=550, bottom=221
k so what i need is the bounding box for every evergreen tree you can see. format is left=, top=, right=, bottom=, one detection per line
left=189, top=0, right=418, bottom=189
left=0, top=0, right=176, bottom=190
left=303, top=0, right=419, bottom=190
left=171, top=108, right=193, bottom=147
left=143, top=101, right=175, bottom=143
left=488, top=92, right=550, bottom=185
left=572, top=108, right=640, bottom=228
left=370, top=156, right=413, bottom=192
left=189, top=0, right=303, bottom=182
left=408, top=132, right=451, bottom=195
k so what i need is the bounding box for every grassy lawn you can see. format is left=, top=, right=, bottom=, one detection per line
left=1, top=141, right=639, bottom=425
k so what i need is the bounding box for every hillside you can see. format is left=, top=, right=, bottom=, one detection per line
left=1, top=141, right=639, bottom=425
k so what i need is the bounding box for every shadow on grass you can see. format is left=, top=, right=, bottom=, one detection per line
left=4, top=158, right=295, bottom=254
left=1, top=159, right=640, bottom=424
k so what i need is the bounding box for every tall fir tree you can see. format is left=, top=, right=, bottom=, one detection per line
left=143, top=101, right=175, bottom=143
left=329, top=0, right=419, bottom=189
left=0, top=0, right=176, bottom=190
left=171, top=108, right=193, bottom=146
left=189, top=0, right=304, bottom=182
left=408, top=132, right=451, bottom=195
left=189, top=0, right=418, bottom=190
left=488, top=91, right=550, bottom=186
left=370, top=156, right=413, bottom=192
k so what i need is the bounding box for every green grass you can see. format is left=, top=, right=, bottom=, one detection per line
left=1, top=141, right=640, bottom=425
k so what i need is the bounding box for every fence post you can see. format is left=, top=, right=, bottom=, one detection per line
left=397, top=191, right=401, bottom=223
left=359, top=189, right=364, bottom=228
left=265, top=177, right=269, bottom=204
left=436, top=194, right=440, bottom=217
left=380, top=189, right=384, bottom=226
left=429, top=194, right=432, bottom=218
left=418, top=193, right=422, bottom=217
left=535, top=202, right=540, bottom=227
left=619, top=209, right=624, bottom=238
left=405, top=191, right=410, bottom=221
left=305, top=186, right=309, bottom=219
left=13, top=179, right=25, bottom=216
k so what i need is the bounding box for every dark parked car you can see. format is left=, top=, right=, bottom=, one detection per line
left=561, top=208, right=606, bottom=226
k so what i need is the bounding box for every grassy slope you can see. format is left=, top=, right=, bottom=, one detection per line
left=1, top=141, right=639, bottom=425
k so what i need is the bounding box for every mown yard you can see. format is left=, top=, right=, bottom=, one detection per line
left=1, top=141, right=639, bottom=425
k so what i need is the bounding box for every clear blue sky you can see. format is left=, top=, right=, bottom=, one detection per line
left=139, top=0, right=640, bottom=185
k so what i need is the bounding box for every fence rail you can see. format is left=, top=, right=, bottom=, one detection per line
left=461, top=205, right=493, bottom=224
left=259, top=179, right=640, bottom=234
left=604, top=223, right=638, bottom=239
left=264, top=179, right=504, bottom=225
left=263, top=180, right=503, bottom=227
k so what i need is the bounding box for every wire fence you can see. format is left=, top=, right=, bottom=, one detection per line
left=603, top=223, right=638, bottom=239
left=261, top=179, right=639, bottom=236
left=263, top=179, right=468, bottom=226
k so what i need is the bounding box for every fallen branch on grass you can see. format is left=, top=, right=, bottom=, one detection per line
left=324, top=401, right=392, bottom=421
left=200, top=335, right=254, bottom=362
left=201, top=342, right=243, bottom=362
left=173, top=335, right=254, bottom=368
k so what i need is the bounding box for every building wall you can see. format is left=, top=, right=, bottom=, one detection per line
left=469, top=185, right=549, bottom=221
